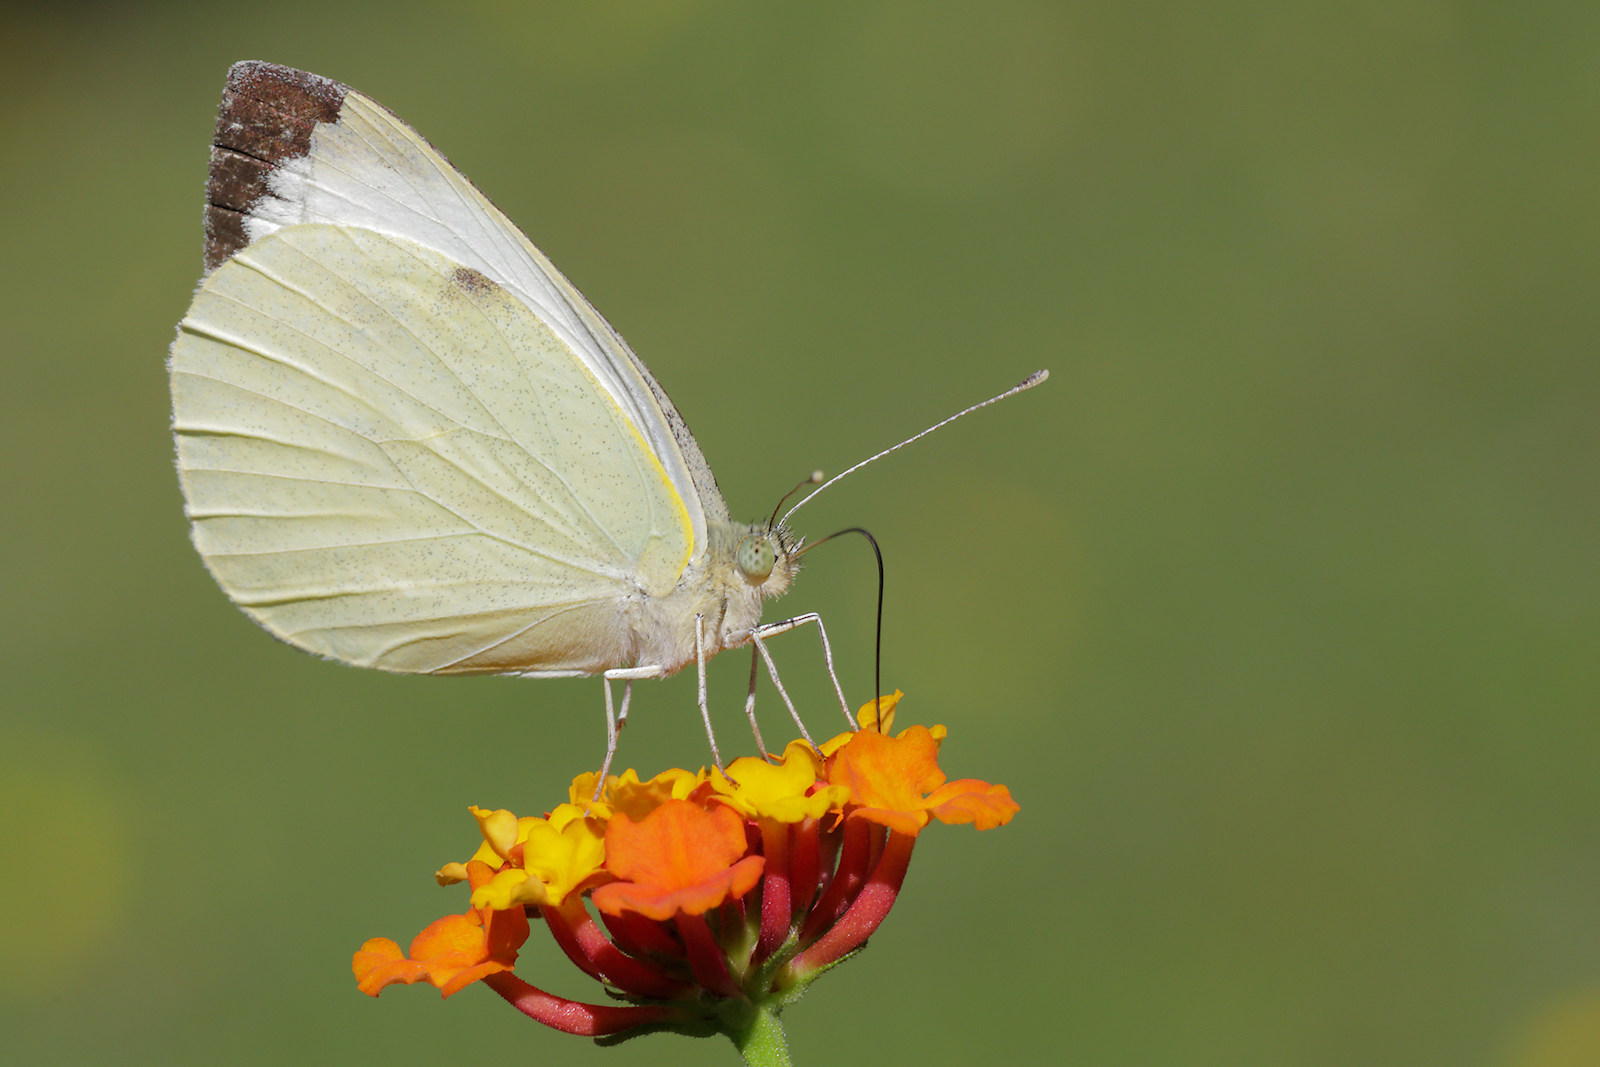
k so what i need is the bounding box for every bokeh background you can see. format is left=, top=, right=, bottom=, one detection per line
left=3, top=2, right=1598, bottom=1064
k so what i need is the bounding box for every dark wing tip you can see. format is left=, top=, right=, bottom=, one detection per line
left=221, top=61, right=349, bottom=120
left=202, top=62, right=351, bottom=273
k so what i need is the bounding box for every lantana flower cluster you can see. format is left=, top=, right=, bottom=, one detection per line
left=353, top=694, right=1018, bottom=1061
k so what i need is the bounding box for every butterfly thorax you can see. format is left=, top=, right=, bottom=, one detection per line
left=625, top=519, right=798, bottom=675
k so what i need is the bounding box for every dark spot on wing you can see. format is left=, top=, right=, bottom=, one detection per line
left=451, top=266, right=498, bottom=294
left=202, top=62, right=349, bottom=273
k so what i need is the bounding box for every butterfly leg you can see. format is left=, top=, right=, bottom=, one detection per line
left=598, top=678, right=620, bottom=790
left=607, top=678, right=633, bottom=766
left=751, top=612, right=855, bottom=730
left=743, top=644, right=772, bottom=760
left=598, top=666, right=664, bottom=794
left=749, top=628, right=819, bottom=750
left=695, top=614, right=725, bottom=769
left=617, top=679, right=635, bottom=732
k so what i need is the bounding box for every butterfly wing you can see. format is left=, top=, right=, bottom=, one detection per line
left=170, top=62, right=716, bottom=674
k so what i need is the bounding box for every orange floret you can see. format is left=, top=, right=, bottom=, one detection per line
left=828, top=724, right=1018, bottom=836
left=591, top=799, right=764, bottom=920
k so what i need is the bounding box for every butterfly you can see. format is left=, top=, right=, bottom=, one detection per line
left=169, top=62, right=1044, bottom=768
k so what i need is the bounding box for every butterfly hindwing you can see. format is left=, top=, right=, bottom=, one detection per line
left=173, top=221, right=692, bottom=673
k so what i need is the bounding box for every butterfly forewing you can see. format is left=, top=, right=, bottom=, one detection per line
left=223, top=66, right=716, bottom=542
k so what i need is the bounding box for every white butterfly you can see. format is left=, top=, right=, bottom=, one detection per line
left=170, top=62, right=1044, bottom=767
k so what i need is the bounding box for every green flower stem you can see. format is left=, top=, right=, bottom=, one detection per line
left=724, top=1001, right=792, bottom=1067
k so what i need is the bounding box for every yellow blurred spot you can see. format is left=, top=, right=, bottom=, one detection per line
left=0, top=733, right=130, bottom=997
left=1508, top=986, right=1600, bottom=1067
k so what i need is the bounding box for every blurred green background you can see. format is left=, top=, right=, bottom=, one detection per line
left=3, top=1, right=1598, bottom=1064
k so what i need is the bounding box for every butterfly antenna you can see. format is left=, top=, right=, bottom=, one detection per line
left=769, top=470, right=825, bottom=530
left=781, top=370, right=1049, bottom=525
left=798, top=527, right=886, bottom=729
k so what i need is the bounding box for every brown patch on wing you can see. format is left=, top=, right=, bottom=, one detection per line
left=202, top=62, right=349, bottom=272
left=450, top=266, right=498, bottom=294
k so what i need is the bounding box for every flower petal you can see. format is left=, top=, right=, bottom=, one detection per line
left=856, top=690, right=904, bottom=733
left=926, top=779, right=1020, bottom=830
left=352, top=937, right=422, bottom=996
left=471, top=867, right=550, bottom=911
left=593, top=855, right=765, bottom=920
left=470, top=806, right=522, bottom=860
left=591, top=800, right=765, bottom=920
left=828, top=725, right=947, bottom=833
left=712, top=741, right=846, bottom=823
left=827, top=723, right=1015, bottom=836
left=608, top=768, right=707, bottom=823
left=353, top=904, right=529, bottom=999
left=519, top=813, right=609, bottom=905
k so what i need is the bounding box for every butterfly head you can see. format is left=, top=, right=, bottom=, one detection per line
left=735, top=523, right=799, bottom=598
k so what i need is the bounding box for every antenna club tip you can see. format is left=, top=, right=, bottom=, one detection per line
left=809, top=469, right=825, bottom=483
left=1023, top=369, right=1050, bottom=388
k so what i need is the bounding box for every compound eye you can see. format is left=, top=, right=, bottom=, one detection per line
left=736, top=534, right=776, bottom=583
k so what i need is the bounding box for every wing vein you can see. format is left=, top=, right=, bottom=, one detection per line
left=424, top=600, right=601, bottom=673
left=233, top=245, right=521, bottom=442
left=376, top=236, right=634, bottom=562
